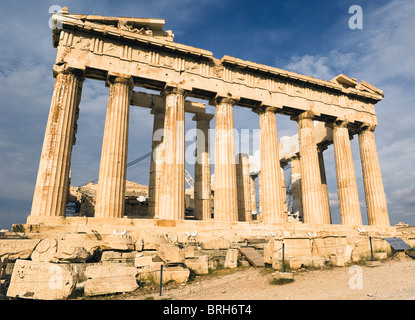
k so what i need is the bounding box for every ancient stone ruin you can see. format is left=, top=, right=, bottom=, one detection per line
left=2, top=8, right=412, bottom=300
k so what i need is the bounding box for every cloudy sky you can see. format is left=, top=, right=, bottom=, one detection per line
left=0, top=0, right=414, bottom=229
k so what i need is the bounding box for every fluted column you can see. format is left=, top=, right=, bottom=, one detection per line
left=280, top=164, right=288, bottom=215
left=236, top=153, right=253, bottom=221
left=358, top=125, right=390, bottom=226
left=254, top=106, right=286, bottom=224
left=212, top=97, right=238, bottom=222
left=332, top=120, right=362, bottom=225
left=148, top=104, right=166, bottom=218
left=158, top=85, right=189, bottom=220
left=95, top=76, right=133, bottom=219
left=317, top=147, right=332, bottom=223
left=193, top=113, right=214, bottom=220
left=290, top=156, right=303, bottom=221
left=250, top=174, right=258, bottom=217
left=295, top=111, right=330, bottom=224
left=30, top=65, right=84, bottom=218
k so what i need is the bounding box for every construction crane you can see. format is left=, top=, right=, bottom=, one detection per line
left=185, top=169, right=194, bottom=188
left=81, top=151, right=196, bottom=189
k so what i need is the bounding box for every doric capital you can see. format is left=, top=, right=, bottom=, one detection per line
left=192, top=112, right=214, bottom=122
left=290, top=110, right=317, bottom=122
left=359, top=123, right=376, bottom=133
left=252, top=106, right=279, bottom=115
left=106, top=74, right=134, bottom=89
left=161, top=82, right=192, bottom=98
left=329, top=119, right=350, bottom=129
left=53, top=64, right=85, bottom=81
left=209, top=94, right=239, bottom=107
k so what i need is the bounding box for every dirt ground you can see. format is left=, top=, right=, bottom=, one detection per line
left=125, top=256, right=415, bottom=300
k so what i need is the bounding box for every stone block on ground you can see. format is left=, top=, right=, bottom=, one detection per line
left=330, top=251, right=346, bottom=267
left=277, top=256, right=328, bottom=270
left=374, top=252, right=388, bottom=260
left=185, top=256, right=209, bottom=274
left=53, top=240, right=92, bottom=263
left=100, top=234, right=135, bottom=251
left=156, top=243, right=185, bottom=263
left=83, top=264, right=138, bottom=296
left=272, top=271, right=294, bottom=281
left=7, top=259, right=76, bottom=300
left=101, top=251, right=139, bottom=264
left=30, top=239, right=57, bottom=263
left=224, top=249, right=239, bottom=269
left=201, top=238, right=230, bottom=250
left=135, top=254, right=164, bottom=281
left=140, top=232, right=169, bottom=250
left=0, top=239, right=41, bottom=260
left=153, top=266, right=190, bottom=284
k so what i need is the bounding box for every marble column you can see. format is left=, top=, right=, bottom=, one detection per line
left=212, top=97, right=238, bottom=222
left=193, top=112, right=214, bottom=220
left=236, top=153, right=253, bottom=221
left=295, top=111, right=330, bottom=224
left=332, top=120, right=362, bottom=225
left=158, top=85, right=189, bottom=220
left=250, top=174, right=258, bottom=217
left=30, top=65, right=84, bottom=218
left=358, top=125, right=390, bottom=226
left=254, top=106, right=286, bottom=224
left=95, top=76, right=133, bottom=219
left=280, top=164, right=288, bottom=216
left=290, top=156, right=303, bottom=221
left=317, top=147, right=332, bottom=223
left=148, top=104, right=166, bottom=218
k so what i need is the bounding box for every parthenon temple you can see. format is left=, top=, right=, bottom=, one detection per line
left=26, top=8, right=392, bottom=236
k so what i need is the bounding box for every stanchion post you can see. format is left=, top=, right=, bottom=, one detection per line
left=369, top=236, right=374, bottom=261
left=159, top=265, right=163, bottom=296
left=282, top=242, right=285, bottom=273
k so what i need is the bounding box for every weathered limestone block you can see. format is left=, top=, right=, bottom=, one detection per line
left=135, top=254, right=164, bottom=281
left=85, top=264, right=138, bottom=278
left=7, top=260, right=76, bottom=300
left=101, top=251, right=139, bottom=264
left=183, top=246, right=195, bottom=258
left=0, top=239, right=41, bottom=260
left=330, top=251, right=346, bottom=267
left=83, top=264, right=138, bottom=296
left=140, top=232, right=169, bottom=250
left=224, top=249, right=239, bottom=269
left=156, top=243, right=185, bottom=263
left=312, top=236, right=349, bottom=259
left=264, top=237, right=283, bottom=264
left=84, top=277, right=138, bottom=296
left=31, top=239, right=99, bottom=263
left=280, top=256, right=328, bottom=270
left=31, top=239, right=58, bottom=262
left=185, top=256, right=209, bottom=274
left=54, top=241, right=91, bottom=263
left=374, top=252, right=388, bottom=260
left=201, top=238, right=230, bottom=250
left=153, top=266, right=190, bottom=284
left=100, top=234, right=135, bottom=251
left=272, top=271, right=294, bottom=281
left=284, top=238, right=312, bottom=257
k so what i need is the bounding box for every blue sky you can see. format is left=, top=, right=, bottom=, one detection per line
left=0, top=0, right=414, bottom=229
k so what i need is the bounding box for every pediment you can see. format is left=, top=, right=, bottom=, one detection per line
left=331, top=74, right=384, bottom=97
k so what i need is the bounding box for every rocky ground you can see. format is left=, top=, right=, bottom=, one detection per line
left=115, top=255, right=415, bottom=300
